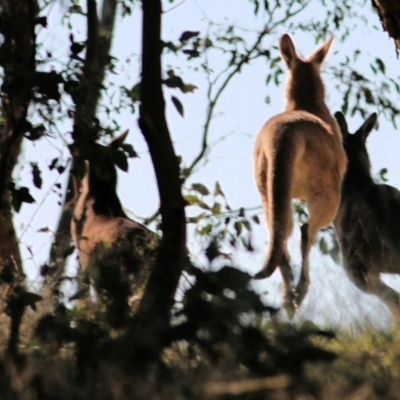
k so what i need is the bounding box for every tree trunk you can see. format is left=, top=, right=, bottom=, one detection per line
left=372, top=0, right=400, bottom=54
left=43, top=0, right=118, bottom=298
left=133, top=0, right=187, bottom=357
left=0, top=0, right=37, bottom=273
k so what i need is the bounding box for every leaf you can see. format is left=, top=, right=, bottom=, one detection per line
left=204, top=38, right=213, bottom=48
left=171, top=95, right=184, bottom=117
left=234, top=220, right=242, bottom=236
left=126, top=82, right=141, bottom=102
left=319, top=236, right=328, bottom=255
left=243, top=219, right=251, bottom=231
left=376, top=58, right=386, bottom=74
left=192, top=183, right=209, bottom=196
left=214, top=181, right=224, bottom=196
left=36, top=16, right=47, bottom=28
left=181, top=84, right=198, bottom=93
left=252, top=215, right=260, bottom=224
left=205, top=239, right=219, bottom=262
left=9, top=184, right=36, bottom=212
left=31, top=163, right=42, bottom=189
left=121, top=143, right=138, bottom=158
left=179, top=31, right=200, bottom=42
left=182, top=49, right=200, bottom=59
left=199, top=224, right=212, bottom=236
left=211, top=202, right=221, bottom=215
left=34, top=71, right=63, bottom=101
left=187, top=213, right=205, bottom=223
left=378, top=167, right=389, bottom=182
left=184, top=194, right=199, bottom=205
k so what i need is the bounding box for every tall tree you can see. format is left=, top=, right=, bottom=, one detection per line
left=132, top=0, right=187, bottom=356
left=0, top=0, right=37, bottom=273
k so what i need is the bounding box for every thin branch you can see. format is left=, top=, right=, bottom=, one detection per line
left=184, top=0, right=310, bottom=177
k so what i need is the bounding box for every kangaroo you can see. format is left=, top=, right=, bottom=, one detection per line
left=253, top=34, right=347, bottom=314
left=334, top=112, right=400, bottom=317
left=71, top=131, right=157, bottom=324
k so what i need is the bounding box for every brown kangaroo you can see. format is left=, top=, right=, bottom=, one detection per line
left=334, top=112, right=400, bottom=317
left=253, top=34, right=347, bottom=313
left=71, top=131, right=157, bottom=323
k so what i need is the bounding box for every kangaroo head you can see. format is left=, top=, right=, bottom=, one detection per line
left=280, top=34, right=334, bottom=110
left=334, top=111, right=377, bottom=174
left=72, top=130, right=130, bottom=217
left=84, top=130, right=129, bottom=191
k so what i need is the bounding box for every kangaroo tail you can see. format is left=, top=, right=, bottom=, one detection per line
left=255, top=140, right=295, bottom=279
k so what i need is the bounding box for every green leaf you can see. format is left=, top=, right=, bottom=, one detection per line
left=31, top=163, right=42, bottom=189
left=243, top=219, right=251, bottom=231
left=378, top=167, right=389, bottom=182
left=184, top=194, right=199, bottom=205
left=181, top=84, right=198, bottom=93
left=319, top=236, right=328, bottom=255
left=252, top=215, right=260, bottom=224
left=187, top=213, right=205, bottom=223
left=198, top=200, right=210, bottom=210
left=376, top=58, right=386, bottom=74
left=199, top=224, right=212, bottom=236
left=234, top=220, right=242, bottom=236
left=211, top=202, right=222, bottom=215
left=171, top=95, right=184, bottom=117
left=214, top=181, right=224, bottom=196
left=192, top=183, right=209, bottom=195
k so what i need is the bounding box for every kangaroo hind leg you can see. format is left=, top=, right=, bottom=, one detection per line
left=295, top=191, right=339, bottom=307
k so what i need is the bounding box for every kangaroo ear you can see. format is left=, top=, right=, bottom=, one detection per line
left=279, top=34, right=299, bottom=68
left=357, top=113, right=377, bottom=142
left=334, top=111, right=349, bottom=138
left=109, top=129, right=129, bottom=149
left=308, top=36, right=334, bottom=65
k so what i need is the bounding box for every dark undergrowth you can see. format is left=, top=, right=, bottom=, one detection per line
left=0, top=260, right=399, bottom=400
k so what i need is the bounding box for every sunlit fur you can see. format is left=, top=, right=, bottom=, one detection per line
left=253, top=34, right=347, bottom=314
left=334, top=112, right=400, bottom=317
left=71, top=132, right=157, bottom=319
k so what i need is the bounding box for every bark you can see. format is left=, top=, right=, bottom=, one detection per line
left=133, top=0, right=187, bottom=358
left=43, top=0, right=118, bottom=297
left=0, top=0, right=37, bottom=273
left=372, top=0, right=400, bottom=55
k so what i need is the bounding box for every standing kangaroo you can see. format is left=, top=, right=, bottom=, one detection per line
left=71, top=131, right=157, bottom=324
left=334, top=112, right=400, bottom=316
left=253, top=34, right=347, bottom=313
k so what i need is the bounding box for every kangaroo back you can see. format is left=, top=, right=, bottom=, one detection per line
left=334, top=112, right=400, bottom=315
left=254, top=34, right=346, bottom=314
left=71, top=131, right=157, bottom=323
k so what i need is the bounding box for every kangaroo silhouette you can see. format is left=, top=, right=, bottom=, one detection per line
left=71, top=131, right=157, bottom=324
left=334, top=111, right=400, bottom=317
left=253, top=34, right=347, bottom=313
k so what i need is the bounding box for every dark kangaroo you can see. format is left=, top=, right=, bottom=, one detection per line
left=71, top=131, right=157, bottom=323
left=334, top=111, right=400, bottom=316
left=253, top=34, right=347, bottom=314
